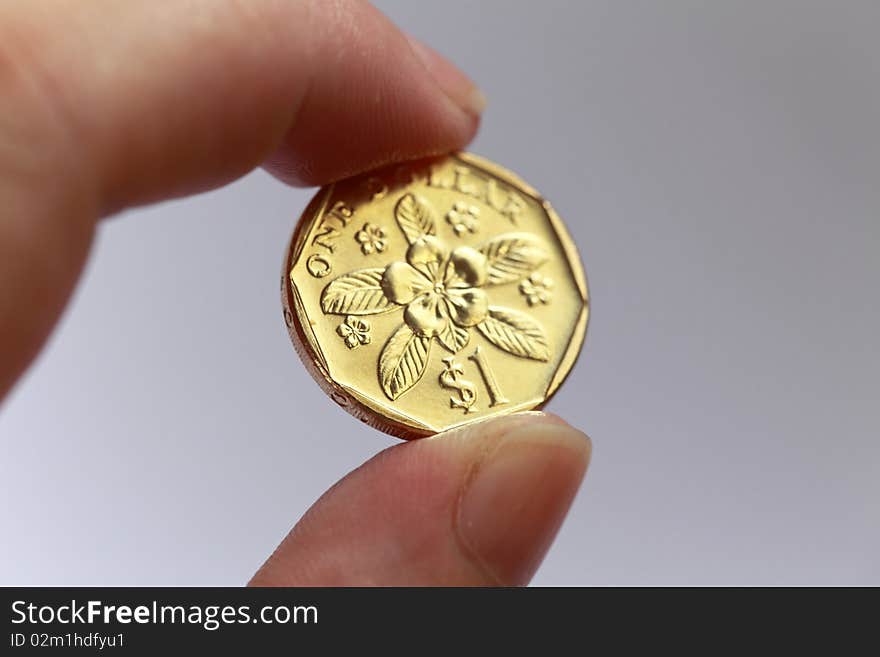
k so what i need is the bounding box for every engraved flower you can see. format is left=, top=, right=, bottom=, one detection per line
left=336, top=315, right=371, bottom=349
left=320, top=193, right=552, bottom=401
left=519, top=272, right=554, bottom=306
left=445, top=201, right=480, bottom=236
left=381, top=235, right=489, bottom=352
left=355, top=222, right=387, bottom=255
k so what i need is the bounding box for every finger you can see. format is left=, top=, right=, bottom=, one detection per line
left=249, top=413, right=591, bottom=586
left=0, top=0, right=483, bottom=399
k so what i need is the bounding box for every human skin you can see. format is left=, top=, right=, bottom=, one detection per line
left=0, top=0, right=591, bottom=586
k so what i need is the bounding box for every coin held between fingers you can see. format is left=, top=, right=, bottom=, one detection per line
left=282, top=152, right=589, bottom=439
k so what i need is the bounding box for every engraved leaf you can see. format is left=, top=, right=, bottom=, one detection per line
left=436, top=321, right=470, bottom=354
left=379, top=323, right=432, bottom=400
left=479, top=233, right=549, bottom=285
left=476, top=306, right=550, bottom=361
left=321, top=269, right=395, bottom=315
left=395, top=193, right=437, bottom=244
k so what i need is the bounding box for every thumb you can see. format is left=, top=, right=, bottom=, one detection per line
left=249, top=413, right=591, bottom=586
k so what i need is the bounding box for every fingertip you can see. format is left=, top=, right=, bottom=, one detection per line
left=261, top=3, right=483, bottom=187
left=453, top=415, right=590, bottom=585
left=250, top=412, right=589, bottom=586
left=404, top=34, right=487, bottom=118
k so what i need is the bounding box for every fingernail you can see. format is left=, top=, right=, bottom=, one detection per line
left=406, top=35, right=487, bottom=117
left=456, top=419, right=591, bottom=585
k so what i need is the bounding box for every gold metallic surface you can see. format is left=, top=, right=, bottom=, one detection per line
left=281, top=152, right=589, bottom=439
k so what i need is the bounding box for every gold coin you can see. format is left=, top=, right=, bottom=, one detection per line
left=282, top=152, right=589, bottom=439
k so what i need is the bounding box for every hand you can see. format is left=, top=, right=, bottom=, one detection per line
left=0, top=0, right=591, bottom=586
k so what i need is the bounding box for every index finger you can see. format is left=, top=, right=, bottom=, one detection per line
left=0, top=0, right=483, bottom=398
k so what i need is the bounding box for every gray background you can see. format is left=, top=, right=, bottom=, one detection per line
left=1, top=1, right=878, bottom=585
